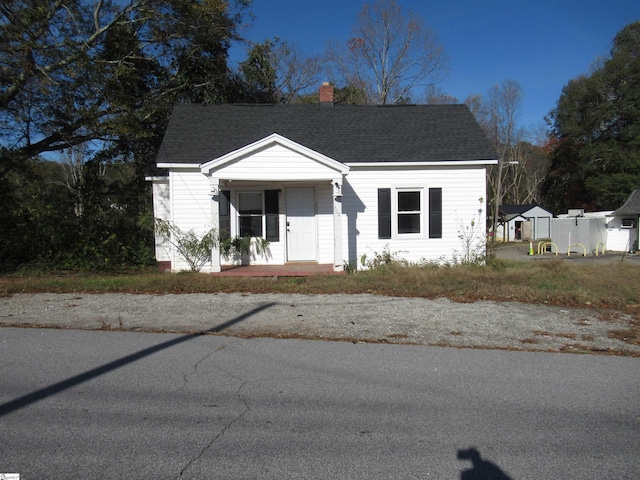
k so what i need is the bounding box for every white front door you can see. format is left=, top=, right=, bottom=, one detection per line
left=286, top=187, right=317, bottom=261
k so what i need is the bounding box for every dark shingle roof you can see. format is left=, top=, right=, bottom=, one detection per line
left=611, top=189, right=640, bottom=216
left=156, top=103, right=498, bottom=165
left=499, top=204, right=539, bottom=215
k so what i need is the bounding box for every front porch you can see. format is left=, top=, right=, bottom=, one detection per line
left=215, top=263, right=344, bottom=277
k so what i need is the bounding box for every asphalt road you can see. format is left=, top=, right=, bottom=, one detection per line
left=1, top=327, right=639, bottom=479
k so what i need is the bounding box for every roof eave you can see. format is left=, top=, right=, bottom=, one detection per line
left=345, top=159, right=498, bottom=167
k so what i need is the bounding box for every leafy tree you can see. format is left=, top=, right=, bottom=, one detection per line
left=326, top=0, right=448, bottom=105
left=0, top=0, right=250, bottom=170
left=543, top=21, right=640, bottom=212
left=239, top=38, right=322, bottom=103
left=0, top=0, right=250, bottom=271
left=239, top=40, right=279, bottom=102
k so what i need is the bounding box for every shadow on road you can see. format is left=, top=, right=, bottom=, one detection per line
left=0, top=302, right=276, bottom=417
left=458, top=447, right=513, bottom=480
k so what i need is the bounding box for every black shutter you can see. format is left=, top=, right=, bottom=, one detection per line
left=429, top=188, right=442, bottom=238
left=378, top=188, right=391, bottom=239
left=265, top=190, right=279, bottom=242
left=219, top=190, right=231, bottom=241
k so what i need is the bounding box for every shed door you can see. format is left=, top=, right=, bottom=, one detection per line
left=537, top=217, right=551, bottom=239
left=286, top=187, right=317, bottom=261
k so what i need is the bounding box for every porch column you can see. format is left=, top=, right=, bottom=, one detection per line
left=209, top=177, right=221, bottom=273
left=332, top=178, right=344, bottom=271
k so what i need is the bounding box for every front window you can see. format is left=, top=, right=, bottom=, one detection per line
left=238, top=192, right=263, bottom=237
left=397, top=190, right=422, bottom=234
left=236, top=190, right=280, bottom=241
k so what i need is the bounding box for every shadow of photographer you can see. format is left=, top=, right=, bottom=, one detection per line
left=458, top=447, right=513, bottom=480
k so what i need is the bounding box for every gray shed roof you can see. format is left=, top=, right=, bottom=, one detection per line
left=156, top=103, right=498, bottom=165
left=499, top=204, right=539, bottom=216
left=611, top=189, right=640, bottom=216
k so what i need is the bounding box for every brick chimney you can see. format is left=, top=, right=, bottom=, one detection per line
left=319, top=82, right=334, bottom=106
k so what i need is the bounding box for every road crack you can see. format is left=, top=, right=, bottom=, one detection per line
left=175, top=380, right=251, bottom=479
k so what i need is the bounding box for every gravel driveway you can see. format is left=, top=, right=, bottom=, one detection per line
left=1, top=292, right=638, bottom=356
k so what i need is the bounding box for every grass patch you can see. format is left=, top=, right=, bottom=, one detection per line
left=1, top=261, right=639, bottom=313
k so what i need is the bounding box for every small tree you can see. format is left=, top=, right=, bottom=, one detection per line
left=452, top=200, right=486, bottom=265
left=155, top=219, right=217, bottom=272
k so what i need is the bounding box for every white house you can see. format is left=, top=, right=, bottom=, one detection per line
left=606, top=189, right=640, bottom=252
left=147, top=84, right=498, bottom=272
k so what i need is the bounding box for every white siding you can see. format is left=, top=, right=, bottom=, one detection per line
left=214, top=144, right=340, bottom=181
left=342, top=165, right=488, bottom=266
left=151, top=179, right=171, bottom=262
left=522, top=206, right=553, bottom=240
left=606, top=216, right=638, bottom=252
left=155, top=162, right=490, bottom=271
left=170, top=170, right=213, bottom=271
left=316, top=183, right=335, bottom=264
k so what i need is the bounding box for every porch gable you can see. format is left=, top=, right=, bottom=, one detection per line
left=200, top=133, right=349, bottom=181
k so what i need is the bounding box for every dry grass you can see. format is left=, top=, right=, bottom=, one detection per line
left=1, top=259, right=639, bottom=314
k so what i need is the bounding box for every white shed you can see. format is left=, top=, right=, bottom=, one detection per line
left=498, top=205, right=553, bottom=242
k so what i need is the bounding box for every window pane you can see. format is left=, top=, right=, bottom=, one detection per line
left=238, top=192, right=262, bottom=214
left=239, top=216, right=263, bottom=237
left=398, top=191, right=420, bottom=212
left=266, top=214, right=279, bottom=241
left=398, top=213, right=421, bottom=233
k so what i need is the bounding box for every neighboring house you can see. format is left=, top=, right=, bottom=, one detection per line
left=607, top=189, right=640, bottom=252
left=497, top=204, right=553, bottom=242
left=147, top=83, right=498, bottom=272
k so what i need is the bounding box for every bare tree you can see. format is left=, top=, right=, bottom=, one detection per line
left=274, top=42, right=323, bottom=103
left=468, top=80, right=552, bottom=242
left=326, top=0, right=448, bottom=105
left=468, top=80, right=525, bottom=243
left=425, top=85, right=458, bottom=104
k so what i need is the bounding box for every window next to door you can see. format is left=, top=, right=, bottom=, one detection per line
left=233, top=190, right=280, bottom=242
left=378, top=187, right=442, bottom=239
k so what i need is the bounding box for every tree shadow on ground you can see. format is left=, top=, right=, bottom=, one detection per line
left=0, top=302, right=276, bottom=417
left=458, top=447, right=514, bottom=480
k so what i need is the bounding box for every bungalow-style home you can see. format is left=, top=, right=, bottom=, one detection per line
left=147, top=83, right=498, bottom=272
left=496, top=204, right=553, bottom=242
left=606, top=189, right=640, bottom=252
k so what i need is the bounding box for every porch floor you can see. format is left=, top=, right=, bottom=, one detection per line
left=215, top=263, right=343, bottom=277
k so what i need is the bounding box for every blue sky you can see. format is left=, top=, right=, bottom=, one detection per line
left=231, top=0, right=639, bottom=131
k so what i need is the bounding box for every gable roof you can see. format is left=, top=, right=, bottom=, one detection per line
left=611, top=189, right=640, bottom=216
left=499, top=204, right=553, bottom=215
left=200, top=133, right=350, bottom=179
left=156, top=103, right=498, bottom=166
